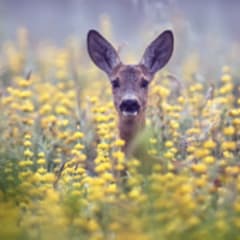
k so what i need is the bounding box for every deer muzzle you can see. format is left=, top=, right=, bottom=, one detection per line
left=119, top=96, right=140, bottom=117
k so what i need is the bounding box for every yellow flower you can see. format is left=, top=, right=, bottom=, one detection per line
left=219, top=83, right=233, bottom=94
left=78, top=154, right=87, bottom=162
left=177, top=96, right=185, bottom=104
left=73, top=132, right=84, bottom=139
left=71, top=190, right=82, bottom=197
left=95, top=164, right=106, bottom=173
left=16, top=77, right=32, bottom=87
left=21, top=101, right=34, bottom=112
left=105, top=183, right=117, bottom=194
left=112, top=151, right=125, bottom=162
left=194, top=149, right=210, bottom=158
left=170, top=147, right=177, bottom=153
left=24, top=149, right=33, bottom=157
left=1, top=96, right=13, bottom=105
left=223, top=126, right=235, bottom=136
left=98, top=142, right=109, bottom=151
left=233, top=118, right=240, bottom=126
left=38, top=152, right=45, bottom=158
left=221, top=74, right=232, bottom=83
left=203, top=156, right=215, bottom=164
left=42, top=173, right=55, bottom=182
left=113, top=139, right=125, bottom=147
left=223, top=151, right=234, bottom=159
left=19, top=171, right=32, bottom=179
left=150, top=138, right=157, bottom=144
left=225, top=166, right=239, bottom=175
left=129, top=188, right=141, bottom=199
left=187, top=128, right=201, bottom=135
left=153, top=86, right=170, bottom=98
left=19, top=90, right=32, bottom=99
left=23, top=140, right=32, bottom=147
left=75, top=167, right=85, bottom=174
left=89, top=96, right=98, bottom=104
left=19, top=160, right=33, bottom=167
left=53, top=158, right=61, bottom=164
left=165, top=141, right=174, bottom=148
left=169, top=120, right=179, bottom=130
left=39, top=104, right=52, bottom=115
left=152, top=164, right=162, bottom=172
left=55, top=105, right=68, bottom=115
left=72, top=182, right=81, bottom=188
left=229, top=109, right=240, bottom=117
left=203, top=140, right=216, bottom=149
left=187, top=146, right=195, bottom=153
left=46, top=189, right=60, bottom=202
left=221, top=141, right=236, bottom=151
left=37, top=167, right=47, bottom=175
left=164, top=151, right=174, bottom=159
left=192, top=163, right=207, bottom=174
left=74, top=143, right=84, bottom=151
left=195, top=175, right=207, bottom=188
left=37, top=158, right=46, bottom=165
left=115, top=164, right=125, bottom=171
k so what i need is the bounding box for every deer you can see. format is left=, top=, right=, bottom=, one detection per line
left=87, top=29, right=174, bottom=156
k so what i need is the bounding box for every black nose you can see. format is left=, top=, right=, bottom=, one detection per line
left=120, top=99, right=140, bottom=113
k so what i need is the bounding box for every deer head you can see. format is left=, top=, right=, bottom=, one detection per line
left=87, top=29, right=174, bottom=153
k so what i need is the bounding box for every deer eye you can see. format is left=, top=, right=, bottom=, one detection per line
left=140, top=78, right=149, bottom=88
left=111, top=78, right=120, bottom=89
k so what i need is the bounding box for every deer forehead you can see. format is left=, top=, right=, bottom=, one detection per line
left=111, top=65, right=150, bottom=82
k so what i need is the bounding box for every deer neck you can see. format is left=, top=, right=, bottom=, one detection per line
left=119, top=111, right=145, bottom=155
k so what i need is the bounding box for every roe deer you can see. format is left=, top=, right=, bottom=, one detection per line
left=87, top=29, right=174, bottom=155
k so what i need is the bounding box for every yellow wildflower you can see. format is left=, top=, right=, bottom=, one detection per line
left=203, top=140, right=216, bottom=149
left=223, top=126, right=235, bottom=136
left=192, top=163, right=207, bottom=174
left=221, top=141, right=237, bottom=151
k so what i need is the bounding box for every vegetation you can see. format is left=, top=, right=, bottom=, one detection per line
left=1, top=25, right=240, bottom=240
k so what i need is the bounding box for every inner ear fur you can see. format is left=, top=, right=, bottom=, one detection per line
left=87, top=30, right=121, bottom=75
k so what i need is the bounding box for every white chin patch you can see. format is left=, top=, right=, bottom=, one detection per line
left=122, top=111, right=138, bottom=117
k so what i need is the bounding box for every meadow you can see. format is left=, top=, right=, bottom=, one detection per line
left=1, top=23, right=240, bottom=240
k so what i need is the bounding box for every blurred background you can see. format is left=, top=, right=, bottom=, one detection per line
left=0, top=0, right=240, bottom=77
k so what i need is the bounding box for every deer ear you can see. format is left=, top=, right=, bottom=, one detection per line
left=141, top=30, right=174, bottom=75
left=87, top=30, right=121, bottom=75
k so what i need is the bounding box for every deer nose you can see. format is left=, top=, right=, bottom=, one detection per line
left=120, top=99, right=140, bottom=113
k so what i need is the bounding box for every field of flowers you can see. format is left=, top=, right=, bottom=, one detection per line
left=1, top=23, right=240, bottom=240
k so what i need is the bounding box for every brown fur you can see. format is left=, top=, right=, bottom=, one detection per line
left=110, top=65, right=151, bottom=155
